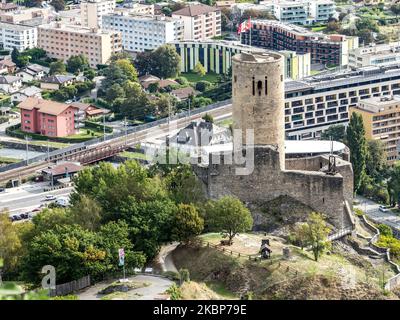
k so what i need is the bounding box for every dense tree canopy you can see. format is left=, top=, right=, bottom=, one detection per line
left=49, top=60, right=67, bottom=75
left=346, top=113, right=367, bottom=193
left=66, top=54, right=90, bottom=73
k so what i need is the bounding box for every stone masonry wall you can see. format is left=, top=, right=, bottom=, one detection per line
left=204, top=146, right=350, bottom=229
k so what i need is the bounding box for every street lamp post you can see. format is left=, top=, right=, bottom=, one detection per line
left=103, top=114, right=106, bottom=142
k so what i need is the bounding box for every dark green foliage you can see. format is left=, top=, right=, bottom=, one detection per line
left=346, top=113, right=367, bottom=193
left=320, top=124, right=346, bottom=143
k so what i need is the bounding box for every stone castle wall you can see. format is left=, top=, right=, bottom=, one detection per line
left=199, top=146, right=351, bottom=228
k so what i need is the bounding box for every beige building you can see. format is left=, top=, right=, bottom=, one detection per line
left=172, top=4, right=221, bottom=41
left=81, top=0, right=116, bottom=28
left=0, top=6, right=53, bottom=25
left=38, top=23, right=122, bottom=68
left=350, top=96, right=400, bottom=163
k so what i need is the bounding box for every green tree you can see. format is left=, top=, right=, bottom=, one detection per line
left=0, top=212, right=22, bottom=275
left=346, top=112, right=367, bottom=193
left=202, top=113, right=214, bottom=123
left=21, top=224, right=106, bottom=284
left=304, top=212, right=331, bottom=262
left=195, top=80, right=212, bottom=92
left=320, top=124, right=346, bottom=142
left=291, top=223, right=309, bottom=250
left=194, top=61, right=206, bottom=77
left=163, top=164, right=206, bottom=204
left=387, top=163, right=400, bottom=207
left=148, top=82, right=160, bottom=93
left=106, top=83, right=125, bottom=103
left=83, top=68, right=96, bottom=80
left=150, top=44, right=180, bottom=79
left=366, top=139, right=387, bottom=183
left=49, top=60, right=66, bottom=75
left=11, top=48, right=20, bottom=65
left=67, top=54, right=90, bottom=73
left=69, top=195, right=102, bottom=231
left=171, top=204, right=204, bottom=243
left=16, top=55, right=30, bottom=68
left=205, top=196, right=253, bottom=245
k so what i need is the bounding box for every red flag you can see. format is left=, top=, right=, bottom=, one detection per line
left=238, top=18, right=251, bottom=34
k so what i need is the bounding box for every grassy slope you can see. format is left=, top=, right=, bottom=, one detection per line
left=173, top=233, right=398, bottom=300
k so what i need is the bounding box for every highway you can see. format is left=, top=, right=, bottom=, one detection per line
left=0, top=182, right=73, bottom=216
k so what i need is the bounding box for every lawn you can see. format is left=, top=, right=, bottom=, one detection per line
left=0, top=156, right=20, bottom=164
left=311, top=26, right=327, bottom=32
left=68, top=128, right=103, bottom=140
left=181, top=72, right=220, bottom=84
left=216, top=118, right=232, bottom=128
left=120, top=151, right=149, bottom=161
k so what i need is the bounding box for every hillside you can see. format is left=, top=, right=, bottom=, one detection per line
left=172, top=233, right=399, bottom=300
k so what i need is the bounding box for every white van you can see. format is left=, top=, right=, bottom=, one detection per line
left=56, top=196, right=70, bottom=207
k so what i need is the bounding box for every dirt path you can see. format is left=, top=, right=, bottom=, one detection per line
left=157, top=242, right=179, bottom=273
left=77, top=275, right=173, bottom=300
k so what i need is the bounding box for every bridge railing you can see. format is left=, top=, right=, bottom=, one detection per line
left=0, top=99, right=232, bottom=174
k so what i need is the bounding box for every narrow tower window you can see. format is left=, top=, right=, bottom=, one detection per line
left=252, top=77, right=255, bottom=96
left=257, top=80, right=262, bottom=96
left=265, top=76, right=268, bottom=95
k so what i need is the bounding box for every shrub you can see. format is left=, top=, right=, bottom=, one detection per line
left=378, top=224, right=393, bottom=237
left=195, top=80, right=212, bottom=92
left=166, top=283, right=182, bottom=300
left=354, top=208, right=364, bottom=217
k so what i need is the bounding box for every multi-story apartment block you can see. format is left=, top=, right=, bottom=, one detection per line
left=284, top=65, right=400, bottom=140
left=0, top=6, right=54, bottom=26
left=0, top=1, right=18, bottom=14
left=19, top=97, right=84, bottom=137
left=233, top=0, right=335, bottom=25
left=349, top=96, right=400, bottom=163
left=102, top=13, right=183, bottom=53
left=0, top=22, right=37, bottom=51
left=349, top=43, right=400, bottom=69
left=37, top=23, right=122, bottom=68
left=242, top=20, right=358, bottom=66
left=173, top=40, right=310, bottom=80
left=172, top=4, right=221, bottom=41
left=80, top=0, right=116, bottom=28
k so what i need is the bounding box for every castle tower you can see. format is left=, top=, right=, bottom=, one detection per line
left=232, top=52, right=285, bottom=169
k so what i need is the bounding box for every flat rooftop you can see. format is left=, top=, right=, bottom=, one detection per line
left=285, top=64, right=400, bottom=93
left=356, top=95, right=400, bottom=113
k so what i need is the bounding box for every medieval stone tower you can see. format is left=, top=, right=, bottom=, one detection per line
left=232, top=52, right=285, bottom=169
left=194, top=51, right=354, bottom=231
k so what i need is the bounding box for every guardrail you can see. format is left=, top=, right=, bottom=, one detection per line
left=0, top=99, right=232, bottom=174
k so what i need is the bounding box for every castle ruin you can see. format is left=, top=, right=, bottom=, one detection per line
left=194, top=52, right=354, bottom=231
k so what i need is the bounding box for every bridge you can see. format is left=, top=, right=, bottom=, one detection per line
left=0, top=100, right=232, bottom=184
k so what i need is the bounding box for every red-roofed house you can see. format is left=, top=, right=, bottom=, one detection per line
left=18, top=97, right=83, bottom=137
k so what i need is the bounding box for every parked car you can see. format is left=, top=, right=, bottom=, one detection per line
left=19, top=213, right=29, bottom=219
left=28, top=213, right=34, bottom=219
left=44, top=195, right=56, bottom=201
left=11, top=215, right=21, bottom=221
left=379, top=205, right=389, bottom=213
left=0, top=187, right=5, bottom=192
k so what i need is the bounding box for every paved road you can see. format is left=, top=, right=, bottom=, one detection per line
left=77, top=275, right=173, bottom=300
left=157, top=243, right=179, bottom=273
left=355, top=195, right=400, bottom=231
left=0, top=182, right=73, bottom=215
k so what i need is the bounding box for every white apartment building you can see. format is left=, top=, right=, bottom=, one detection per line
left=284, top=65, right=400, bottom=140
left=102, top=13, right=183, bottom=52
left=81, top=0, right=116, bottom=28
left=172, top=4, right=221, bottom=41
left=233, top=0, right=335, bottom=25
left=0, top=22, right=37, bottom=51
left=349, top=42, right=400, bottom=69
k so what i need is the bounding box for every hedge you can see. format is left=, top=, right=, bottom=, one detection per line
left=6, top=123, right=99, bottom=143
left=84, top=120, right=113, bottom=133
